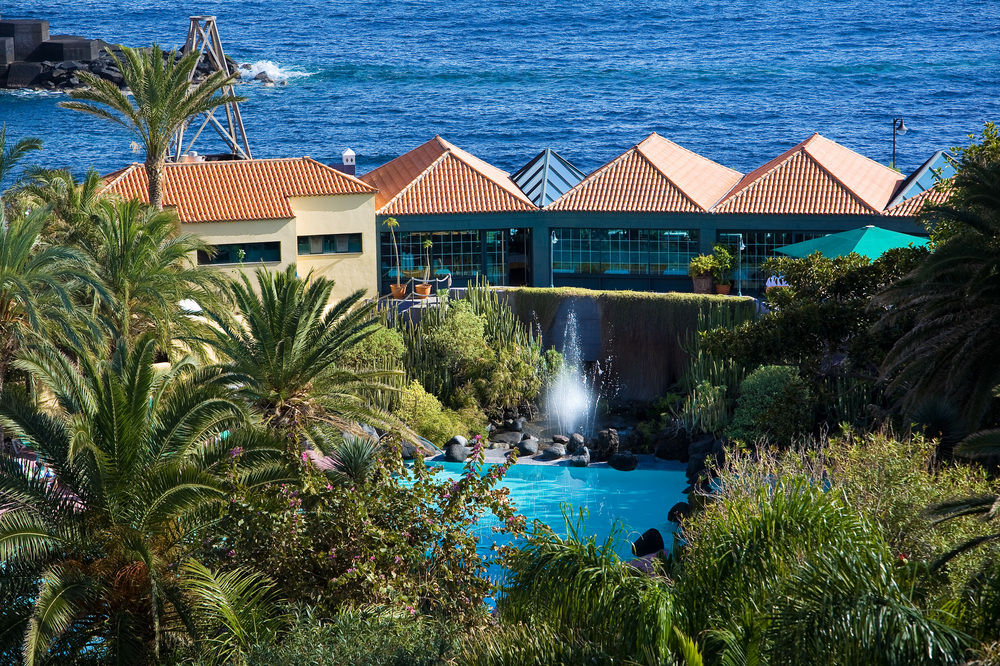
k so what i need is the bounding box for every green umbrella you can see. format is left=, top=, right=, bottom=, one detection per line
left=775, top=225, right=929, bottom=261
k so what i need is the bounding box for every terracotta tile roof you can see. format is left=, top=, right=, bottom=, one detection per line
left=884, top=185, right=952, bottom=217
left=548, top=133, right=743, bottom=212
left=103, top=157, right=375, bottom=223
left=713, top=134, right=904, bottom=215
left=360, top=136, right=536, bottom=215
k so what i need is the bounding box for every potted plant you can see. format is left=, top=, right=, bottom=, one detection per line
left=712, top=244, right=734, bottom=295
left=414, top=238, right=433, bottom=298
left=688, top=254, right=716, bottom=294
left=383, top=217, right=407, bottom=299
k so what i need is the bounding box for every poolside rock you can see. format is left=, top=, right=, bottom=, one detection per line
left=654, top=427, right=690, bottom=462
left=490, top=431, right=523, bottom=447
left=516, top=437, right=539, bottom=456
left=688, top=434, right=717, bottom=457
left=686, top=454, right=708, bottom=483
left=447, top=435, right=469, bottom=448
left=400, top=440, right=419, bottom=460
left=593, top=428, right=620, bottom=462
left=569, top=446, right=591, bottom=467
left=538, top=443, right=566, bottom=460
left=632, top=527, right=664, bottom=557
left=444, top=441, right=469, bottom=462
left=569, top=433, right=585, bottom=451
left=668, top=501, right=691, bottom=523
left=609, top=449, right=637, bottom=471
left=553, top=434, right=570, bottom=445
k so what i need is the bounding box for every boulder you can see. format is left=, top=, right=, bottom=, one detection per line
left=510, top=417, right=525, bottom=433
left=569, top=446, right=591, bottom=467
left=609, top=449, right=638, bottom=471
left=668, top=501, right=691, bottom=523
left=553, top=434, right=570, bottom=445
left=489, top=431, right=523, bottom=447
left=447, top=435, right=468, bottom=448
left=516, top=437, right=539, bottom=456
left=444, top=441, right=469, bottom=462
left=569, top=433, right=585, bottom=451
left=688, top=434, right=717, bottom=457
left=254, top=71, right=273, bottom=83
left=654, top=428, right=690, bottom=462
left=686, top=453, right=707, bottom=483
left=538, top=443, right=566, bottom=461
left=632, top=527, right=664, bottom=557
left=593, top=428, right=620, bottom=462
left=400, top=440, right=418, bottom=460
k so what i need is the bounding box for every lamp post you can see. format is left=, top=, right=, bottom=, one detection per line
left=549, top=230, right=558, bottom=288
left=737, top=233, right=745, bottom=297
left=892, top=117, right=907, bottom=169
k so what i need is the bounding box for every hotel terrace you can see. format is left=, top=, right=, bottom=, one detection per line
left=361, top=133, right=952, bottom=294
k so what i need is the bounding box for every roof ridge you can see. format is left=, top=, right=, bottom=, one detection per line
left=638, top=133, right=743, bottom=179
left=439, top=139, right=536, bottom=207
left=712, top=140, right=807, bottom=210
left=377, top=151, right=451, bottom=214
left=547, top=147, right=637, bottom=209
left=806, top=133, right=901, bottom=176
left=799, top=148, right=882, bottom=214
left=632, top=146, right=703, bottom=211
left=101, top=163, right=141, bottom=191
left=299, top=156, right=376, bottom=192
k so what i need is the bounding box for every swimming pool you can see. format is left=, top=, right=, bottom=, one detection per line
left=429, top=460, right=689, bottom=576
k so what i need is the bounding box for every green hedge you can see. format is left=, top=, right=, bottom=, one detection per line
left=505, top=287, right=756, bottom=400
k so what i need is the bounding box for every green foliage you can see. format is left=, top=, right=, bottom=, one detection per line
left=393, top=380, right=486, bottom=446
left=395, top=281, right=547, bottom=415
left=688, top=252, right=717, bottom=278
left=467, top=510, right=699, bottom=665
left=180, top=560, right=288, bottom=666
left=0, top=335, right=289, bottom=664
left=198, top=264, right=405, bottom=451
left=728, top=365, right=812, bottom=444
left=711, top=243, right=735, bottom=283
left=196, top=446, right=523, bottom=623
left=244, top=605, right=454, bottom=666
left=928, top=122, right=1000, bottom=245
left=676, top=476, right=970, bottom=665
left=60, top=44, right=245, bottom=209
left=880, top=142, right=1000, bottom=427
left=329, top=433, right=382, bottom=485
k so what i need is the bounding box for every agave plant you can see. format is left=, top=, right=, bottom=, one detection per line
left=329, top=432, right=382, bottom=485
left=197, top=265, right=406, bottom=456
left=0, top=335, right=290, bottom=664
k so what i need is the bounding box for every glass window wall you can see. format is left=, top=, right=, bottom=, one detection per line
left=717, top=230, right=830, bottom=291
left=197, top=241, right=280, bottom=265
left=552, top=228, right=698, bottom=275
left=297, top=233, right=362, bottom=255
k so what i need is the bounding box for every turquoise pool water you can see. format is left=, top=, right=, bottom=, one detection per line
left=430, top=461, right=689, bottom=579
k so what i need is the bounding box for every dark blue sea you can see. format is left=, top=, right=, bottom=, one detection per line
left=1, top=0, right=998, bottom=178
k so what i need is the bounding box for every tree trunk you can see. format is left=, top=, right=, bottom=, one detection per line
left=145, top=158, right=165, bottom=211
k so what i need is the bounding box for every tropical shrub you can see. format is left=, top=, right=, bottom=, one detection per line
left=236, top=605, right=455, bottom=666
left=688, top=253, right=717, bottom=278
left=464, top=512, right=700, bottom=665
left=394, top=380, right=487, bottom=446
left=727, top=365, right=812, bottom=444
left=676, top=477, right=970, bottom=665
left=196, top=443, right=523, bottom=623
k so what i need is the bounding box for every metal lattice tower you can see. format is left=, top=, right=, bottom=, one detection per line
left=171, top=16, right=252, bottom=161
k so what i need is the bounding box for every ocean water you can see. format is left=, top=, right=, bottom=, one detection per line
left=0, top=0, right=998, bottom=179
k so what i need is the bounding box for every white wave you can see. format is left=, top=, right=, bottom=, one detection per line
left=240, top=60, right=314, bottom=81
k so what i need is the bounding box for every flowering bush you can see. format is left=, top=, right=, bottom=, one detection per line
left=197, top=439, right=524, bottom=624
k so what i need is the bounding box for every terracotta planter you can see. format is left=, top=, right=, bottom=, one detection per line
left=715, top=283, right=732, bottom=295
left=389, top=283, right=407, bottom=299
left=414, top=283, right=432, bottom=299
left=692, top=275, right=714, bottom=294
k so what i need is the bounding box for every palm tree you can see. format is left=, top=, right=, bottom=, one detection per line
left=0, top=335, right=290, bottom=664
left=59, top=44, right=245, bottom=210
left=17, top=167, right=105, bottom=246
left=78, top=197, right=223, bottom=355
left=0, top=124, right=41, bottom=206
left=197, top=265, right=404, bottom=456
left=879, top=157, right=1000, bottom=427
left=0, top=207, right=98, bottom=410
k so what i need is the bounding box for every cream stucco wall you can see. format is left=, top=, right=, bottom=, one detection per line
left=180, top=218, right=296, bottom=281
left=180, top=192, right=378, bottom=303
left=289, top=193, right=378, bottom=300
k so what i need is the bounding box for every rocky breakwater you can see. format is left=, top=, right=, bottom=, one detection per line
left=0, top=18, right=240, bottom=91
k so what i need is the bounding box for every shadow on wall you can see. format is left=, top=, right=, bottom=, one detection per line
left=505, top=287, right=756, bottom=401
